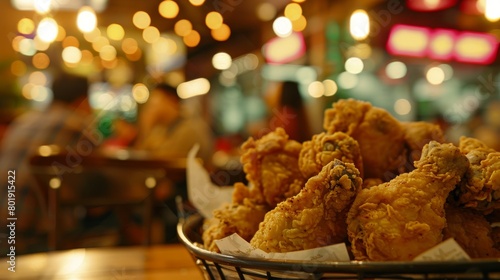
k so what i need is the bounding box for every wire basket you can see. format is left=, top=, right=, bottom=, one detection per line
left=177, top=213, right=500, bottom=280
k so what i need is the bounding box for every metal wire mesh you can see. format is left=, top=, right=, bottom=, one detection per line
left=177, top=213, right=500, bottom=280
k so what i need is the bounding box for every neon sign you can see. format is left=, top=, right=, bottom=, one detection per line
left=387, top=24, right=499, bottom=64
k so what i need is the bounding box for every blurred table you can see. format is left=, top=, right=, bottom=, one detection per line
left=0, top=244, right=203, bottom=279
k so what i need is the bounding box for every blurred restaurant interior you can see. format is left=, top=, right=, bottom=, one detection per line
left=0, top=0, right=500, bottom=266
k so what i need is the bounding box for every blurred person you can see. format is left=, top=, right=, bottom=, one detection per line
left=101, top=117, right=138, bottom=149
left=0, top=71, right=102, bottom=254
left=135, top=82, right=214, bottom=164
left=134, top=82, right=214, bottom=242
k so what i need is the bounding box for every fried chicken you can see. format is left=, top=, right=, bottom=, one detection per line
left=347, top=141, right=469, bottom=261
left=443, top=204, right=500, bottom=259
left=240, top=127, right=306, bottom=207
left=298, top=132, right=363, bottom=178
left=453, top=136, right=500, bottom=213
left=323, top=99, right=407, bottom=181
left=202, top=184, right=270, bottom=252
left=202, top=128, right=305, bottom=252
left=401, top=121, right=445, bottom=170
left=250, top=159, right=362, bottom=253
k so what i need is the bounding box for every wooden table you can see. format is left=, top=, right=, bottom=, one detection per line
left=0, top=244, right=204, bottom=279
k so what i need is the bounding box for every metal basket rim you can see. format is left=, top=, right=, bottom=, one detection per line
left=177, top=213, right=500, bottom=275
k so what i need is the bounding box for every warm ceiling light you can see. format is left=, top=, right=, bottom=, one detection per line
left=34, top=36, right=50, bottom=51
left=37, top=17, right=58, bottom=43
left=177, top=78, right=210, bottom=99
left=174, top=19, right=192, bottom=37
left=107, top=23, right=125, bottom=41
left=62, top=36, right=80, bottom=48
left=206, top=11, right=223, bottom=30
left=292, top=15, right=307, bottom=32
left=256, top=3, right=276, bottom=21
left=426, top=66, right=445, bottom=85
left=77, top=6, right=97, bottom=33
left=132, top=83, right=149, bottom=104
left=143, top=26, right=160, bottom=43
left=189, top=0, right=205, bottom=6
left=183, top=30, right=200, bottom=47
left=32, top=52, right=50, bottom=69
left=99, top=45, right=117, bottom=61
left=17, top=18, right=35, bottom=35
left=83, top=28, right=100, bottom=42
left=345, top=57, right=364, bottom=74
left=385, top=61, right=407, bottom=79
left=350, top=9, right=370, bottom=40
left=92, top=36, right=110, bottom=52
left=56, top=25, right=66, bottom=41
left=284, top=3, right=302, bottom=21
left=308, top=81, right=324, bottom=98
left=211, top=23, right=231, bottom=41
left=62, top=46, right=82, bottom=64
left=122, top=38, right=139, bottom=54
left=11, top=60, right=27, bottom=77
left=11, top=0, right=109, bottom=12
left=323, top=79, right=338, bottom=96
left=133, top=11, right=151, bottom=29
left=34, top=0, right=51, bottom=14
left=212, top=52, right=232, bottom=70
left=273, top=16, right=293, bottom=37
left=485, top=0, right=500, bottom=21
left=159, top=0, right=179, bottom=19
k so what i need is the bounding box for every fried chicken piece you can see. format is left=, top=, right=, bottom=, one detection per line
left=202, top=129, right=306, bottom=252
left=443, top=204, right=500, bottom=259
left=362, top=178, right=383, bottom=189
left=323, top=98, right=407, bottom=181
left=240, top=127, right=306, bottom=207
left=202, top=185, right=270, bottom=252
left=401, top=121, right=445, bottom=170
left=250, top=159, right=362, bottom=253
left=298, top=132, right=363, bottom=178
left=347, top=141, right=469, bottom=261
left=453, top=137, right=500, bottom=213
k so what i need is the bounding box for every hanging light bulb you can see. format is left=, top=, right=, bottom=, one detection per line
left=37, top=17, right=58, bottom=43
left=77, top=6, right=97, bottom=33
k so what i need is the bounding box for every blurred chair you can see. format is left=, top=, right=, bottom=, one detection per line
left=29, top=145, right=187, bottom=250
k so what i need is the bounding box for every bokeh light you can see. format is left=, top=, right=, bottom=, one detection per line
left=183, top=30, right=200, bottom=47
left=206, top=11, right=223, bottom=30
left=394, top=99, right=412, bottom=115
left=256, top=3, right=276, bottom=21
left=308, top=81, right=324, bottom=98
left=32, top=52, right=50, bottom=69
left=107, top=24, right=125, bottom=41
left=142, top=26, right=160, bottom=43
left=345, top=57, right=364, bottom=74
left=212, top=52, right=232, bottom=70
left=62, top=46, right=82, bottom=64
left=17, top=18, right=35, bottom=35
left=273, top=16, right=293, bottom=38
left=284, top=3, right=302, bottom=21
left=385, top=61, right=407, bottom=79
left=133, top=11, right=151, bottom=29
left=323, top=79, right=338, bottom=96
left=77, top=6, right=97, bottom=33
left=174, top=19, right=192, bottom=37
left=211, top=23, right=231, bottom=41
left=426, top=66, right=445, bottom=85
left=159, top=1, right=179, bottom=19
left=37, top=17, right=58, bottom=43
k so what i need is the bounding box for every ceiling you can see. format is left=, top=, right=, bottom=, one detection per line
left=2, top=0, right=495, bottom=82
